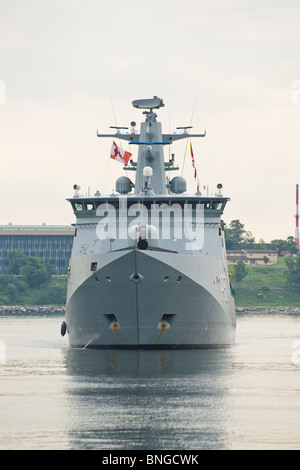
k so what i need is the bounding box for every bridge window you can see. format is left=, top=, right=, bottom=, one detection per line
left=86, top=202, right=95, bottom=211
left=73, top=202, right=83, bottom=211
left=212, top=201, right=223, bottom=210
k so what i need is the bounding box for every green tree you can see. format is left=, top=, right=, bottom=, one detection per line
left=229, top=220, right=245, bottom=246
left=34, top=284, right=66, bottom=305
left=269, top=237, right=298, bottom=255
left=224, top=219, right=256, bottom=249
left=234, top=260, right=248, bottom=283
left=20, top=257, right=55, bottom=289
left=6, top=251, right=57, bottom=289
left=8, top=251, right=28, bottom=275
left=257, top=238, right=267, bottom=248
left=285, top=257, right=300, bottom=285
left=5, top=283, right=18, bottom=303
left=0, top=275, right=26, bottom=304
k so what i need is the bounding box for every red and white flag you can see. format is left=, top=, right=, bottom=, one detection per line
left=110, top=141, right=132, bottom=166
left=190, top=142, right=197, bottom=180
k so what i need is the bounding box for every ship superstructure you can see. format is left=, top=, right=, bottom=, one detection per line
left=63, top=97, right=236, bottom=349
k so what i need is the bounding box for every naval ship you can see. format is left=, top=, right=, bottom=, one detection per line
left=63, top=97, right=236, bottom=349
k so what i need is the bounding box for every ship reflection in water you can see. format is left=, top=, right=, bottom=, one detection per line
left=64, top=348, right=233, bottom=450
left=1, top=314, right=299, bottom=450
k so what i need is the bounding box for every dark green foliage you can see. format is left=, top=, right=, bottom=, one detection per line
left=20, top=257, right=56, bottom=288
left=8, top=251, right=28, bottom=275
left=270, top=237, right=298, bottom=255
left=34, top=284, right=67, bottom=305
left=0, top=251, right=67, bottom=305
left=0, top=275, right=27, bottom=304
left=230, top=258, right=300, bottom=307
left=285, top=257, right=300, bottom=286
left=224, top=220, right=298, bottom=254
left=234, top=260, right=248, bottom=283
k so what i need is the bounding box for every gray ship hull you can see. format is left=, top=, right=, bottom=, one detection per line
left=65, top=249, right=236, bottom=349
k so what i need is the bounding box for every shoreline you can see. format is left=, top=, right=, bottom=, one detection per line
left=0, top=305, right=300, bottom=315
left=0, top=305, right=65, bottom=315
left=236, top=306, right=300, bottom=314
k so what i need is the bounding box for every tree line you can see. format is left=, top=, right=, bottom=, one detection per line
left=0, top=251, right=66, bottom=305
left=224, top=219, right=298, bottom=254
left=1, top=220, right=300, bottom=305
left=226, top=219, right=300, bottom=285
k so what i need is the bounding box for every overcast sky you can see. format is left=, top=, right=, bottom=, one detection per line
left=1, top=0, right=300, bottom=242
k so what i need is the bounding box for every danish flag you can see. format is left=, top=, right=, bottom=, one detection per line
left=110, top=141, right=132, bottom=166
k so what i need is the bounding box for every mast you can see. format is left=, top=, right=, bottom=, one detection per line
left=97, top=97, right=206, bottom=195
left=131, top=97, right=167, bottom=194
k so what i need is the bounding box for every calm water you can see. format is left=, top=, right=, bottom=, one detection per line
left=0, top=312, right=299, bottom=450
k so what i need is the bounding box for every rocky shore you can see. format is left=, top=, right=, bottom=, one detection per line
left=0, top=305, right=299, bottom=315
left=236, top=306, right=300, bottom=314
left=0, top=305, right=66, bottom=315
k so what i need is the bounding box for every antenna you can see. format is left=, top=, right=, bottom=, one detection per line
left=181, top=85, right=199, bottom=176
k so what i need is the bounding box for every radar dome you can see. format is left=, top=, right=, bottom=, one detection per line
left=116, top=176, right=133, bottom=194
left=170, top=176, right=186, bottom=194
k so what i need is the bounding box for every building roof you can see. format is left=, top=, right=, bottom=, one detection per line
left=227, top=248, right=277, bottom=254
left=0, top=225, right=75, bottom=236
left=243, top=248, right=277, bottom=254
